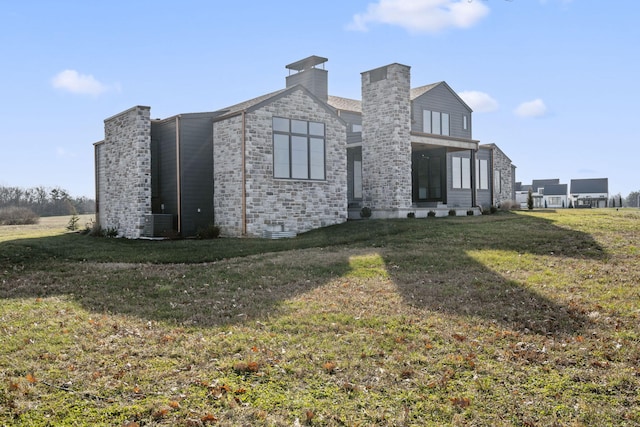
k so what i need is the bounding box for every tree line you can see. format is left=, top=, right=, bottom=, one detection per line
left=0, top=185, right=95, bottom=216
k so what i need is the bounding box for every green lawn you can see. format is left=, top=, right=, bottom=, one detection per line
left=1, top=209, right=639, bottom=426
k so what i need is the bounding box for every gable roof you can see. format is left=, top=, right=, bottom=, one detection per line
left=410, top=81, right=473, bottom=112
left=570, top=178, right=608, bottom=194
left=409, top=82, right=440, bottom=99
left=213, top=85, right=344, bottom=124
left=327, top=95, right=362, bottom=113
left=543, top=184, right=568, bottom=196
left=480, top=143, right=514, bottom=164
left=328, top=81, right=470, bottom=115
left=532, top=179, right=560, bottom=192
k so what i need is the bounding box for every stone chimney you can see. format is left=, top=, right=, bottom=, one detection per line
left=360, top=63, right=413, bottom=214
left=285, top=55, right=328, bottom=102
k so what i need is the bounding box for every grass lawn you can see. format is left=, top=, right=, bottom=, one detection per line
left=1, top=209, right=639, bottom=426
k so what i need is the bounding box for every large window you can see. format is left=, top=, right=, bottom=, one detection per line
left=273, top=117, right=325, bottom=180
left=475, top=159, right=488, bottom=190
left=423, top=110, right=450, bottom=136
left=452, top=156, right=471, bottom=189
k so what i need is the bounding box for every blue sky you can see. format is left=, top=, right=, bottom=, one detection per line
left=1, top=0, right=638, bottom=199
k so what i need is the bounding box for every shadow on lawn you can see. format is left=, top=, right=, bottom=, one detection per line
left=0, top=213, right=605, bottom=335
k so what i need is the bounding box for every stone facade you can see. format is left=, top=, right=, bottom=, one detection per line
left=485, top=143, right=515, bottom=206
left=212, top=115, right=244, bottom=235
left=96, top=106, right=152, bottom=238
left=361, top=64, right=413, bottom=216
left=213, top=88, right=347, bottom=237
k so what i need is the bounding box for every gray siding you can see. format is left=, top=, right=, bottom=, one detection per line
left=179, top=113, right=215, bottom=237
left=338, top=110, right=363, bottom=145
left=411, top=84, right=472, bottom=139
left=151, top=119, right=178, bottom=216
left=446, top=150, right=473, bottom=207
left=476, top=148, right=492, bottom=208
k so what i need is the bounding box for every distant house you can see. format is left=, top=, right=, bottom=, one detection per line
left=94, top=56, right=516, bottom=238
left=541, top=183, right=568, bottom=208
left=571, top=178, right=609, bottom=208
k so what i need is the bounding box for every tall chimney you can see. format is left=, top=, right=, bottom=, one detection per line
left=285, top=55, right=328, bottom=102
left=360, top=63, right=413, bottom=213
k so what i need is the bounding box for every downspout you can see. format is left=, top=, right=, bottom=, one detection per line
left=176, top=115, right=181, bottom=234
left=241, top=111, right=247, bottom=236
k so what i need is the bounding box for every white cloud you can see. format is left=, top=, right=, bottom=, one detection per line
left=514, top=98, right=548, bottom=118
left=347, top=0, right=490, bottom=34
left=457, top=90, right=499, bottom=113
left=51, top=69, right=111, bottom=96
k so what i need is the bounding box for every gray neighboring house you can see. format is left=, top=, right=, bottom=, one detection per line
left=94, top=56, right=516, bottom=238
left=571, top=178, right=609, bottom=208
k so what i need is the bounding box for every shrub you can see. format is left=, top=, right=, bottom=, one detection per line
left=0, top=206, right=39, bottom=225
left=66, top=213, right=80, bottom=231
left=500, top=200, right=519, bottom=211
left=490, top=205, right=498, bottom=214
left=467, top=209, right=474, bottom=216
left=407, top=212, right=415, bottom=219
left=360, top=207, right=372, bottom=219
left=427, top=210, right=436, bottom=218
left=196, top=224, right=221, bottom=239
left=448, top=209, right=457, bottom=217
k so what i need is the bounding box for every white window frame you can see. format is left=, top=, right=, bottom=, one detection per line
left=452, top=156, right=471, bottom=189
left=423, top=110, right=450, bottom=136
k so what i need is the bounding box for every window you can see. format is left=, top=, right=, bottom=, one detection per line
left=273, top=117, right=325, bottom=180
left=423, top=110, right=449, bottom=136
left=548, top=196, right=561, bottom=206
left=463, top=114, right=468, bottom=131
left=352, top=123, right=362, bottom=133
left=475, top=159, right=488, bottom=190
left=452, top=156, right=471, bottom=189
left=494, top=170, right=501, bottom=193
left=353, top=160, right=362, bottom=199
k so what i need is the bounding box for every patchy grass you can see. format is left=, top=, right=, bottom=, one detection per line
left=1, top=209, right=639, bottom=426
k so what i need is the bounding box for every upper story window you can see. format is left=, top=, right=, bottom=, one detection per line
left=352, top=123, right=362, bottom=133
left=423, top=110, right=450, bottom=136
left=463, top=114, right=468, bottom=131
left=273, top=117, right=325, bottom=180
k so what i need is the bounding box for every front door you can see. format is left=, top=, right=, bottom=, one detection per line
left=412, top=149, right=446, bottom=204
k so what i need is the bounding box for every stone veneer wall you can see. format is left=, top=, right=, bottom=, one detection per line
left=98, top=106, right=152, bottom=238
left=212, top=115, right=244, bottom=236
left=361, top=64, right=413, bottom=214
left=491, top=145, right=515, bottom=205
left=213, top=88, right=347, bottom=237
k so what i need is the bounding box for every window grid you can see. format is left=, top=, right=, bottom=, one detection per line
left=273, top=117, right=326, bottom=180
left=423, top=110, right=450, bottom=136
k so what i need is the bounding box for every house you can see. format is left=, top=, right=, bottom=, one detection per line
left=94, top=56, right=516, bottom=238
left=541, top=183, right=568, bottom=208
left=516, top=179, right=562, bottom=208
left=571, top=178, right=609, bottom=208
left=330, top=65, right=515, bottom=217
